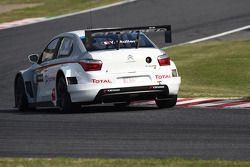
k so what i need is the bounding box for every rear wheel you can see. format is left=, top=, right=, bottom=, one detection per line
left=155, top=95, right=177, bottom=108
left=57, top=76, right=73, bottom=113
left=15, top=76, right=29, bottom=111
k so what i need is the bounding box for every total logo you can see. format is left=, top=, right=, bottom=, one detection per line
left=92, top=79, right=112, bottom=84
left=155, top=74, right=171, bottom=79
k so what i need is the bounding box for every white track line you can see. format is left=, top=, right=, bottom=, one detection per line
left=0, top=18, right=46, bottom=29
left=164, top=24, right=250, bottom=49
left=188, top=25, right=250, bottom=44
left=46, top=0, right=136, bottom=21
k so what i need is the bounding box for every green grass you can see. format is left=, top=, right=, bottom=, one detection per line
left=0, top=0, right=121, bottom=23
left=0, top=158, right=250, bottom=167
left=166, top=40, right=250, bottom=98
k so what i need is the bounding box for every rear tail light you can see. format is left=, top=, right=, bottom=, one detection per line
left=79, top=59, right=103, bottom=71
left=158, top=54, right=170, bottom=66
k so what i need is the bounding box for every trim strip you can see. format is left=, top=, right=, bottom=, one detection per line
left=37, top=61, right=78, bottom=71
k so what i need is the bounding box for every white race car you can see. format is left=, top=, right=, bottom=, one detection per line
left=14, top=25, right=181, bottom=112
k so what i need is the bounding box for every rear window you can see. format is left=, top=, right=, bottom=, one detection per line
left=81, top=32, right=155, bottom=51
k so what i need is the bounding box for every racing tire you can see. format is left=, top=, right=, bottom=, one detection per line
left=15, top=76, right=29, bottom=111
left=155, top=95, right=177, bottom=109
left=57, top=76, right=74, bottom=113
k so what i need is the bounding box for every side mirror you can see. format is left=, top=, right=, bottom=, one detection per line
left=28, top=54, right=39, bottom=63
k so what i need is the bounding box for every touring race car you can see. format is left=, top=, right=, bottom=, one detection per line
left=14, top=25, right=181, bottom=112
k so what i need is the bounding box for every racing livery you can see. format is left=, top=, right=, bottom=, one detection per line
left=14, top=25, right=181, bottom=112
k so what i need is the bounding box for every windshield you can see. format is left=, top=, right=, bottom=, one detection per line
left=81, top=32, right=155, bottom=51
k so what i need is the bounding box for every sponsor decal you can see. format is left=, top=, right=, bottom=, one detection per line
left=145, top=65, right=156, bottom=69
left=155, top=74, right=171, bottom=79
left=152, top=85, right=165, bottom=89
left=103, top=40, right=136, bottom=45
left=104, top=89, right=121, bottom=93
left=92, top=79, right=112, bottom=84
left=36, top=74, right=43, bottom=82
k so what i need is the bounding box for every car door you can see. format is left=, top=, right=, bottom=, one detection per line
left=35, top=38, right=61, bottom=102
left=44, top=37, right=74, bottom=102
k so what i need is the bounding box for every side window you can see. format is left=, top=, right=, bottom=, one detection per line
left=41, top=38, right=60, bottom=63
left=57, top=37, right=73, bottom=58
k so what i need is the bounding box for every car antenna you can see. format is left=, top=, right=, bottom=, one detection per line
left=87, top=2, right=93, bottom=29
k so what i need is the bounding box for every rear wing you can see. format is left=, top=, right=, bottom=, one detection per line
left=85, top=25, right=172, bottom=49
left=85, top=25, right=172, bottom=43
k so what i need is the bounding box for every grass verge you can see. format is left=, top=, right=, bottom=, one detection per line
left=0, top=158, right=250, bottom=167
left=166, top=40, right=250, bottom=98
left=0, top=0, right=121, bottom=23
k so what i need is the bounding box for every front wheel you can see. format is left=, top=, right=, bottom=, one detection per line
left=155, top=95, right=177, bottom=109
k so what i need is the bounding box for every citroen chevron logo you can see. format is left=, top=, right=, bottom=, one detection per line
left=127, top=54, right=135, bottom=63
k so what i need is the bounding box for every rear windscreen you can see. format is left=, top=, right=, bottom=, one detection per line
left=82, top=32, right=155, bottom=51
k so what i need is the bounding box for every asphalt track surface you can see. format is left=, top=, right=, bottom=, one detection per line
left=0, top=106, right=250, bottom=160
left=0, top=0, right=250, bottom=160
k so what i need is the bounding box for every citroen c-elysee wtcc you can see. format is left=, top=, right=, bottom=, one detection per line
left=14, top=25, right=181, bottom=112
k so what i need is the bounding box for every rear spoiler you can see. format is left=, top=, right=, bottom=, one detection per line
left=85, top=25, right=172, bottom=43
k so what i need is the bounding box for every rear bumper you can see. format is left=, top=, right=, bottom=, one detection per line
left=68, top=84, right=169, bottom=104
left=68, top=77, right=181, bottom=104
left=94, top=85, right=169, bottom=103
